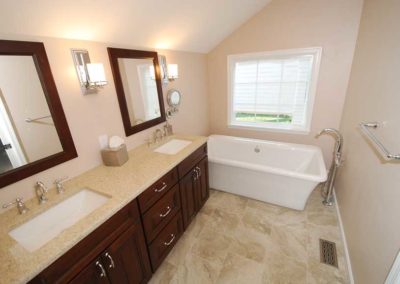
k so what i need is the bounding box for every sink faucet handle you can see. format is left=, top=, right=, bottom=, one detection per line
left=35, top=181, right=48, bottom=204
left=3, top=197, right=28, bottom=214
left=54, top=176, right=68, bottom=194
left=36, top=181, right=48, bottom=192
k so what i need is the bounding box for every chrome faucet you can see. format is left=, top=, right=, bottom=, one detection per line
left=317, top=128, right=343, bottom=165
left=2, top=197, right=28, bottom=214
left=54, top=177, right=68, bottom=194
left=35, top=181, right=48, bottom=204
left=316, top=128, right=344, bottom=206
left=154, top=129, right=164, bottom=143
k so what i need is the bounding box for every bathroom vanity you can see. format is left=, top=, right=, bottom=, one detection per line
left=31, top=141, right=208, bottom=284
left=0, top=136, right=208, bottom=284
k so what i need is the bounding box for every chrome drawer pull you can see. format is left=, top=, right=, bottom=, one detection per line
left=164, top=234, right=176, bottom=246
left=105, top=252, right=115, bottom=269
left=196, top=166, right=202, bottom=177
left=154, top=182, right=167, bottom=193
left=95, top=261, right=106, bottom=278
left=159, top=206, right=172, bottom=218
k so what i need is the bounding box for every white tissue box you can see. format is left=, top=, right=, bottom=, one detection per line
left=101, top=144, right=129, bottom=167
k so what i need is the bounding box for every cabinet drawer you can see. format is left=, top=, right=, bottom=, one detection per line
left=148, top=212, right=184, bottom=271
left=138, top=167, right=179, bottom=213
left=177, top=143, right=207, bottom=178
left=142, top=184, right=181, bottom=243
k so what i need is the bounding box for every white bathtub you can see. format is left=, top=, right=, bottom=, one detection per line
left=208, top=135, right=327, bottom=210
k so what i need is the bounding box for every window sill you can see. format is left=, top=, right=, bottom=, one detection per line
left=228, top=123, right=310, bottom=135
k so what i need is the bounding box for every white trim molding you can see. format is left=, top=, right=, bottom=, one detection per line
left=385, top=251, right=400, bottom=284
left=333, top=190, right=354, bottom=284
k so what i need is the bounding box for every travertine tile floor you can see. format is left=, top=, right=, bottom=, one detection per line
left=149, top=188, right=349, bottom=284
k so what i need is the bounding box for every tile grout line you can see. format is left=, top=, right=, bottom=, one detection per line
left=333, top=189, right=354, bottom=284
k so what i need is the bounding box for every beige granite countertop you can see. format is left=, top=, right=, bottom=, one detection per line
left=0, top=135, right=208, bottom=284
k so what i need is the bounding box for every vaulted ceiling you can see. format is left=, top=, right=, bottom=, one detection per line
left=0, top=0, right=271, bottom=53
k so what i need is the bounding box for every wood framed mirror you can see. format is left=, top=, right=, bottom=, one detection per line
left=0, top=40, right=77, bottom=188
left=107, top=48, right=166, bottom=136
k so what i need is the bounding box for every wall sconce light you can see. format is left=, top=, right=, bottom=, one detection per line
left=71, top=49, right=108, bottom=94
left=167, top=64, right=179, bottom=81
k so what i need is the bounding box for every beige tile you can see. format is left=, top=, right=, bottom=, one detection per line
left=191, top=227, right=233, bottom=265
left=174, top=253, right=222, bottom=284
left=208, top=190, right=248, bottom=215
left=216, top=252, right=265, bottom=284
left=307, top=259, right=348, bottom=284
left=241, top=210, right=273, bottom=235
left=269, top=223, right=308, bottom=262
left=185, top=212, right=209, bottom=237
left=229, top=229, right=267, bottom=263
left=211, top=208, right=240, bottom=233
left=263, top=254, right=307, bottom=284
left=246, top=198, right=306, bottom=228
left=149, top=261, right=178, bottom=284
left=165, top=232, right=195, bottom=266
left=151, top=188, right=349, bottom=284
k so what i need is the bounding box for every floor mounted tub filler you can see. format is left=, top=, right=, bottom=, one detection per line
left=208, top=135, right=327, bottom=210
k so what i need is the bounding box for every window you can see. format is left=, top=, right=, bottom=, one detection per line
left=228, top=47, right=321, bottom=133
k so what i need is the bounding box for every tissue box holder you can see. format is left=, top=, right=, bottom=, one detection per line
left=101, top=144, right=129, bottom=167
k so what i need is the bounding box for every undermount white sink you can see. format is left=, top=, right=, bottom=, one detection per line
left=9, top=189, right=109, bottom=252
left=154, top=139, right=192, bottom=155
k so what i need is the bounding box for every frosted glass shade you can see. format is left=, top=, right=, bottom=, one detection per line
left=87, top=63, right=107, bottom=85
left=167, top=64, right=178, bottom=80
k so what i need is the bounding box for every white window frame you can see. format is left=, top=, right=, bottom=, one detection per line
left=227, top=47, right=322, bottom=134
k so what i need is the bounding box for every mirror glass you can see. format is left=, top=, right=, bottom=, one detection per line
left=108, top=48, right=166, bottom=136
left=118, top=58, right=161, bottom=126
left=0, top=55, right=62, bottom=174
left=168, top=89, right=181, bottom=107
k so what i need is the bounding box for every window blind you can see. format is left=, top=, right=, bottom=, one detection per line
left=232, top=54, right=314, bottom=126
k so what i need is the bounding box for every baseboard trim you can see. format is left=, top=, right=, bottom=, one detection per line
left=333, top=189, right=354, bottom=284
left=385, top=250, right=400, bottom=284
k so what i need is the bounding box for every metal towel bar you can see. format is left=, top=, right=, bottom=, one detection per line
left=359, top=122, right=400, bottom=160
left=25, top=115, right=51, bottom=123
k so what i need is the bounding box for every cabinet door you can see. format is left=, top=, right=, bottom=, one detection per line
left=101, top=223, right=152, bottom=284
left=196, top=157, right=210, bottom=209
left=179, top=168, right=198, bottom=229
left=69, top=258, right=110, bottom=284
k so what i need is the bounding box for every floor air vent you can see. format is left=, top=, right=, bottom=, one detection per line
left=319, top=239, right=338, bottom=267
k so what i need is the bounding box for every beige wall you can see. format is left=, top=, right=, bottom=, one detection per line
left=336, top=0, right=400, bottom=283
left=0, top=35, right=209, bottom=212
left=207, top=0, right=363, bottom=164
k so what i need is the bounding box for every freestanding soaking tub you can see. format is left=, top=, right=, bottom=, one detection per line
left=208, top=135, right=327, bottom=210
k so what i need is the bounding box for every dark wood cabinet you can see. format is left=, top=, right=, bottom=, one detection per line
left=179, top=167, right=198, bottom=228
left=69, top=258, right=110, bottom=284
left=180, top=156, right=209, bottom=229
left=100, top=224, right=152, bottom=284
left=31, top=201, right=151, bottom=284
left=148, top=212, right=184, bottom=270
left=142, top=184, right=181, bottom=243
left=196, top=157, right=210, bottom=210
